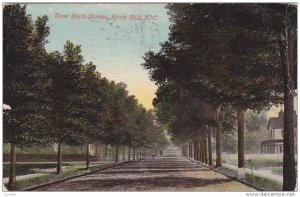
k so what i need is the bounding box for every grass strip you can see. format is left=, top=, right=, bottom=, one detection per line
left=5, top=163, right=114, bottom=191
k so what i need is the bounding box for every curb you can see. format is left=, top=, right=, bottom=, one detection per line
left=24, top=160, right=137, bottom=191
left=186, top=157, right=262, bottom=191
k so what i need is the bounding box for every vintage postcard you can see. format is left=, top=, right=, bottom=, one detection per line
left=2, top=2, right=298, bottom=195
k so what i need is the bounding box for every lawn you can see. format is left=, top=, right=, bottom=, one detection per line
left=4, top=162, right=114, bottom=191
left=3, top=162, right=83, bottom=177
left=217, top=165, right=283, bottom=191
left=245, top=173, right=282, bottom=191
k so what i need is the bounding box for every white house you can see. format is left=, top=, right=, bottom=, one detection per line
left=261, top=110, right=297, bottom=154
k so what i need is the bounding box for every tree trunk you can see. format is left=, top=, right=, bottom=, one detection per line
left=8, top=143, right=16, bottom=190
left=190, top=143, right=192, bottom=158
left=139, top=148, right=141, bottom=158
left=104, top=144, right=107, bottom=161
left=198, top=135, right=202, bottom=162
left=193, top=140, right=197, bottom=161
left=104, top=145, right=108, bottom=156
left=283, top=89, right=296, bottom=191
left=122, top=146, right=125, bottom=161
left=279, top=29, right=296, bottom=191
left=115, top=146, right=119, bottom=163
left=198, top=138, right=201, bottom=161
left=189, top=141, right=192, bottom=158
left=133, top=147, right=136, bottom=160
left=208, top=128, right=213, bottom=166
left=98, top=144, right=102, bottom=161
left=201, top=133, right=205, bottom=163
left=237, top=109, right=245, bottom=168
left=216, top=122, right=222, bottom=168
left=139, top=148, right=142, bottom=159
left=204, top=130, right=208, bottom=164
left=182, top=142, right=188, bottom=157
left=56, top=142, right=62, bottom=174
left=192, top=141, right=194, bottom=159
left=197, top=138, right=200, bottom=161
left=86, top=143, right=90, bottom=170
left=188, top=141, right=191, bottom=158
left=128, top=146, right=131, bottom=161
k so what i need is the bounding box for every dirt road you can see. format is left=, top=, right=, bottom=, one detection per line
left=33, top=156, right=256, bottom=191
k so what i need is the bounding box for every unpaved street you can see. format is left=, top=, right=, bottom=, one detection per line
left=33, top=156, right=256, bottom=191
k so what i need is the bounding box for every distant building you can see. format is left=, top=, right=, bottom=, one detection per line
left=261, top=110, right=297, bottom=154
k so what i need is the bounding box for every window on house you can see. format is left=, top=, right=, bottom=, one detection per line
left=280, top=146, right=283, bottom=153
left=282, top=130, right=284, bottom=138
left=270, top=129, right=273, bottom=138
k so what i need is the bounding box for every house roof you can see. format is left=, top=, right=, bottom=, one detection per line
left=267, top=110, right=297, bottom=129
left=268, top=117, right=283, bottom=129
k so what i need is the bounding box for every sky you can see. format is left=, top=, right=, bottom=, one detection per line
left=26, top=3, right=170, bottom=109
left=25, top=3, right=296, bottom=118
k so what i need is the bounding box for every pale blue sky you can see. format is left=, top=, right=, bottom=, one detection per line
left=26, top=3, right=171, bottom=109
left=24, top=3, right=291, bottom=117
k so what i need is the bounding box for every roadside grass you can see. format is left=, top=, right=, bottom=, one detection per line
left=271, top=168, right=297, bottom=176
left=217, top=166, right=237, bottom=178
left=214, top=154, right=285, bottom=168
left=222, top=158, right=283, bottom=168
left=244, top=158, right=283, bottom=168
left=4, top=163, right=114, bottom=191
left=217, top=165, right=282, bottom=191
left=271, top=168, right=283, bottom=175
left=245, top=174, right=282, bottom=191
left=3, top=162, right=84, bottom=177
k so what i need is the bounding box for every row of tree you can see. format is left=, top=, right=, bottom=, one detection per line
left=3, top=4, right=168, bottom=190
left=142, top=4, right=296, bottom=191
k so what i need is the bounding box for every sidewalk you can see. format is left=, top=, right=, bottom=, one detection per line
left=187, top=157, right=283, bottom=184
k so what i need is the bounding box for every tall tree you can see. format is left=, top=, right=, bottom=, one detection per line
left=3, top=4, right=51, bottom=189
left=76, top=63, right=107, bottom=169
left=164, top=3, right=285, bottom=169
left=270, top=4, right=297, bottom=191
left=47, top=41, right=86, bottom=174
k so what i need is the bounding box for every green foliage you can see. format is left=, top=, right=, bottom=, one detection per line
left=3, top=4, right=52, bottom=148
left=3, top=4, right=170, bottom=188
left=47, top=44, right=84, bottom=145
left=244, top=111, right=268, bottom=153
left=245, top=111, right=268, bottom=132
left=222, top=106, right=237, bottom=136
left=271, top=168, right=284, bottom=175
left=222, top=134, right=237, bottom=154
left=165, top=4, right=284, bottom=110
